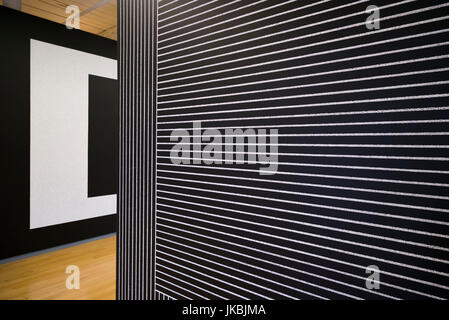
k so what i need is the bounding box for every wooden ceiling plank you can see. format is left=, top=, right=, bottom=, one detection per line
left=2, top=0, right=118, bottom=40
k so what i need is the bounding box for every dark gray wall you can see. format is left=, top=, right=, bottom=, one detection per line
left=118, top=0, right=449, bottom=300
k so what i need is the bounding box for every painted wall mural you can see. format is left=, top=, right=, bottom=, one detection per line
left=0, top=6, right=117, bottom=259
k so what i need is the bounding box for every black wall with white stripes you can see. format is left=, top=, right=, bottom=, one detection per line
left=118, top=0, right=449, bottom=300
left=117, top=0, right=157, bottom=300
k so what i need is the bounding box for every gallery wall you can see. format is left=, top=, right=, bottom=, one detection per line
left=0, top=6, right=118, bottom=259
left=118, top=0, right=449, bottom=300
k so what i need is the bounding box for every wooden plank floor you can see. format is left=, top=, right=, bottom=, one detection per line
left=0, top=235, right=116, bottom=300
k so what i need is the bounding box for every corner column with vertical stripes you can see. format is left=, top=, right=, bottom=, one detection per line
left=117, top=0, right=157, bottom=300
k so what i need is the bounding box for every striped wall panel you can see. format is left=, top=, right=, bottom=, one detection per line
left=117, top=0, right=157, bottom=300
left=155, top=0, right=449, bottom=300
left=119, top=0, right=449, bottom=299
left=156, top=290, right=175, bottom=300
